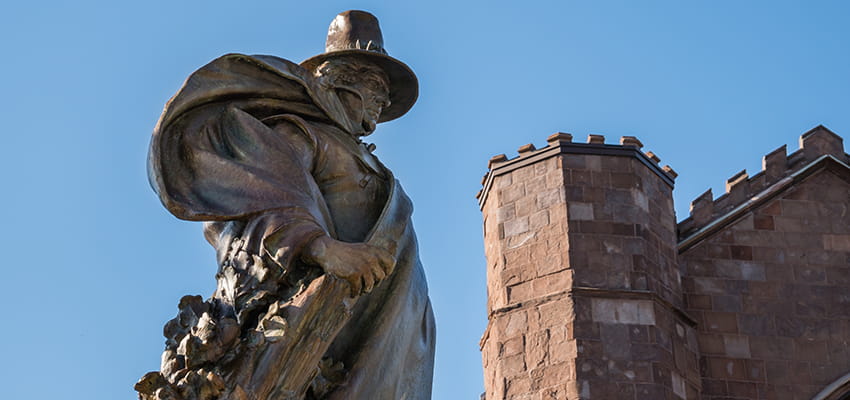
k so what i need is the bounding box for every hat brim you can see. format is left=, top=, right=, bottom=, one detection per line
left=301, top=50, right=418, bottom=123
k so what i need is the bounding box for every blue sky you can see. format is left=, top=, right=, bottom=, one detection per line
left=1, top=1, right=848, bottom=399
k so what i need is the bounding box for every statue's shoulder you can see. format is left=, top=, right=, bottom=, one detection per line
left=156, top=53, right=331, bottom=134
left=211, top=53, right=312, bottom=83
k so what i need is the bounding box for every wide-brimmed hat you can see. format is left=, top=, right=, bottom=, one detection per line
left=301, top=10, right=418, bottom=123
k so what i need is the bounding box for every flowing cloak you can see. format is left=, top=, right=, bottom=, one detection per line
left=148, top=54, right=435, bottom=399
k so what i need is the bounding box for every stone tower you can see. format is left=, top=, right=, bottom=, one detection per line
left=478, top=133, right=699, bottom=399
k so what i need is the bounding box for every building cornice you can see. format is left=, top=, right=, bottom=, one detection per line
left=478, top=134, right=676, bottom=210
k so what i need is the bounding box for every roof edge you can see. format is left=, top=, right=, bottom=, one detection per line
left=678, top=154, right=850, bottom=252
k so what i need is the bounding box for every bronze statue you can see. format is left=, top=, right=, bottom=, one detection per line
left=136, top=10, right=435, bottom=400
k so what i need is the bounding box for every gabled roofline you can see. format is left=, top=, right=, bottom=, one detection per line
left=677, top=154, right=850, bottom=252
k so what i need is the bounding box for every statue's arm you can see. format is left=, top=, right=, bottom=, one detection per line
left=257, top=117, right=395, bottom=296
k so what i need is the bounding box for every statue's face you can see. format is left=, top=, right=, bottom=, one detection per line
left=353, top=71, right=391, bottom=134
left=318, top=58, right=390, bottom=135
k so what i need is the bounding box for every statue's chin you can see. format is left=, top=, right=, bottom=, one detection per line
left=361, top=119, right=377, bottom=135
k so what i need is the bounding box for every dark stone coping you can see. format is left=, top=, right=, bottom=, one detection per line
left=677, top=155, right=850, bottom=253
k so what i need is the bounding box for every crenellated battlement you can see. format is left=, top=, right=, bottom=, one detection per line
left=477, top=132, right=678, bottom=209
left=677, top=125, right=848, bottom=244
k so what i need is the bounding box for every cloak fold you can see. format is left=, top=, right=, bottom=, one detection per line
left=149, top=54, right=355, bottom=222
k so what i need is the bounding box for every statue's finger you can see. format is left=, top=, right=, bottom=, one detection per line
left=366, top=272, right=377, bottom=293
left=371, top=259, right=387, bottom=281
left=378, top=252, right=396, bottom=275
left=372, top=267, right=386, bottom=282
left=349, top=276, right=361, bottom=297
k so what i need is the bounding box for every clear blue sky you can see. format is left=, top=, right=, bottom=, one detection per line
left=1, top=1, right=848, bottom=399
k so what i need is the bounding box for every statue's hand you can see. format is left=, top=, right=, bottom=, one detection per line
left=304, top=236, right=396, bottom=297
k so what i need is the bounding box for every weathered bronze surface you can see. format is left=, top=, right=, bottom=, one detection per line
left=136, top=10, right=435, bottom=400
